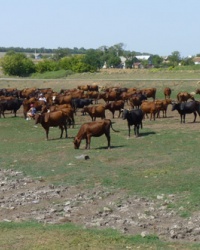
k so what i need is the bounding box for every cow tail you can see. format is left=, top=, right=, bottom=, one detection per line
left=110, top=121, right=119, bottom=132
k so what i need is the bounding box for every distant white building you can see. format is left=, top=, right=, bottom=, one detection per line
left=119, top=56, right=126, bottom=68
left=193, top=57, right=200, bottom=65
left=135, top=55, right=151, bottom=60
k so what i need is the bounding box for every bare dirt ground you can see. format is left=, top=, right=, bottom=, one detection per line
left=1, top=167, right=200, bottom=243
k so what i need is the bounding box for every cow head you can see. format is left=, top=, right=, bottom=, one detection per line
left=121, top=109, right=129, bottom=120
left=73, top=137, right=81, bottom=149
left=35, top=113, right=43, bottom=124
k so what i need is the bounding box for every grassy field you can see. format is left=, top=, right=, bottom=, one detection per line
left=1, top=69, right=200, bottom=249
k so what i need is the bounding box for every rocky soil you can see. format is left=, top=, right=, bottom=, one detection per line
left=1, top=168, right=200, bottom=242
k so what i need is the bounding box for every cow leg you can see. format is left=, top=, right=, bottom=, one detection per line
left=128, top=125, right=131, bottom=137
left=59, top=125, right=64, bottom=138
left=105, top=132, right=111, bottom=149
left=85, top=138, right=88, bottom=149
left=64, top=123, right=68, bottom=138
left=72, top=116, right=75, bottom=128
left=112, top=111, right=115, bottom=119
left=193, top=112, right=197, bottom=122
left=134, top=125, right=139, bottom=137
left=86, top=135, right=91, bottom=149
left=180, top=114, right=183, bottom=123
left=134, top=125, right=136, bottom=137
left=45, top=128, right=49, bottom=140
left=118, top=110, right=121, bottom=118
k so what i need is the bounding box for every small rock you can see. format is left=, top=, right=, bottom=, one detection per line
left=75, top=155, right=90, bottom=160
left=141, top=231, right=149, bottom=237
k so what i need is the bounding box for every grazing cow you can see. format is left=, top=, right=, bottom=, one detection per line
left=122, top=109, right=144, bottom=137
left=155, top=99, right=172, bottom=118
left=73, top=119, right=119, bottom=149
left=141, top=88, right=157, bottom=100
left=164, top=87, right=172, bottom=99
left=171, top=101, right=200, bottom=123
left=0, top=99, right=23, bottom=118
left=82, top=105, right=106, bottom=121
left=129, top=93, right=147, bottom=109
left=72, top=98, right=93, bottom=114
left=177, top=92, right=194, bottom=102
left=105, top=100, right=125, bottom=118
left=35, top=111, right=68, bottom=140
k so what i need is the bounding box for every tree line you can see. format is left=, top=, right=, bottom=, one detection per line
left=0, top=43, right=197, bottom=77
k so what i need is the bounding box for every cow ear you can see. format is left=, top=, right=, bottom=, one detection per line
left=44, top=113, right=49, bottom=122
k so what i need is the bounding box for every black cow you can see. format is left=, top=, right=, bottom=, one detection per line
left=122, top=109, right=144, bottom=137
left=0, top=99, right=23, bottom=118
left=172, top=101, right=200, bottom=123
left=72, top=98, right=93, bottom=114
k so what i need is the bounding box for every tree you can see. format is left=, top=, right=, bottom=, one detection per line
left=181, top=57, right=194, bottom=66
left=151, top=55, right=163, bottom=68
left=83, top=49, right=103, bottom=70
left=107, top=55, right=121, bottom=68
left=168, top=51, right=181, bottom=67
left=1, top=51, right=35, bottom=76
left=53, top=48, right=70, bottom=61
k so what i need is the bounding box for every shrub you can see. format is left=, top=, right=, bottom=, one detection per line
left=35, top=59, right=60, bottom=73
left=1, top=52, right=36, bottom=76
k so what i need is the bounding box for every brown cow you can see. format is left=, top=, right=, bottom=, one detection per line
left=73, top=119, right=119, bottom=149
left=77, top=85, right=89, bottom=91
left=85, top=91, right=99, bottom=104
left=141, top=100, right=159, bottom=120
left=104, top=91, right=121, bottom=103
left=20, top=88, right=37, bottom=99
left=53, top=95, right=72, bottom=105
left=87, top=84, right=99, bottom=92
left=82, top=105, right=106, bottom=121
left=129, top=93, right=147, bottom=109
left=141, top=88, right=157, bottom=100
left=23, top=99, right=46, bottom=118
left=196, top=89, right=200, bottom=94
left=105, top=100, right=124, bottom=118
left=155, top=99, right=172, bottom=118
left=164, top=87, right=172, bottom=99
left=35, top=110, right=68, bottom=140
left=48, top=104, right=75, bottom=128
left=177, top=92, right=194, bottom=102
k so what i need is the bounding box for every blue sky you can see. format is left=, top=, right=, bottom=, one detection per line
left=1, top=0, right=200, bottom=57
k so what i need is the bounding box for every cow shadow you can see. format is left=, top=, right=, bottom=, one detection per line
left=95, top=145, right=125, bottom=150
left=139, top=131, right=156, bottom=137
left=49, top=136, right=74, bottom=141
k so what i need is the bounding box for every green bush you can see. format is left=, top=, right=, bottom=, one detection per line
left=35, top=59, right=60, bottom=73
left=1, top=52, right=36, bottom=76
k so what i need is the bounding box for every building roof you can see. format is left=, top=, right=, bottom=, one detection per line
left=193, top=57, right=200, bottom=63
left=135, top=55, right=150, bottom=60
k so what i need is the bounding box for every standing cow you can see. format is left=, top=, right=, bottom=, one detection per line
left=73, top=119, right=119, bottom=149
left=122, top=109, right=144, bottom=137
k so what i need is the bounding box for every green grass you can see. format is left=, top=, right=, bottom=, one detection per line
left=0, top=221, right=197, bottom=250
left=1, top=72, right=200, bottom=248
left=30, top=69, right=73, bottom=79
